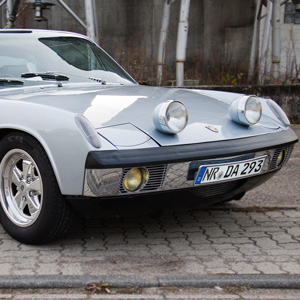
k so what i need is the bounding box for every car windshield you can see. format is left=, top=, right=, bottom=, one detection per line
left=0, top=34, right=136, bottom=85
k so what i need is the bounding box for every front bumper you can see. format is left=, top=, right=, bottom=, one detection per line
left=83, top=128, right=298, bottom=198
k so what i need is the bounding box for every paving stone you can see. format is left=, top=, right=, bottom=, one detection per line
left=246, top=255, right=295, bottom=263
left=281, top=262, right=300, bottom=273
left=143, top=238, right=170, bottom=245
left=60, top=263, right=84, bottom=275
left=253, top=262, right=286, bottom=274
left=186, top=248, right=219, bottom=256
left=211, top=244, right=238, bottom=250
left=167, top=238, right=191, bottom=250
left=283, top=243, right=300, bottom=250
left=11, top=269, right=36, bottom=276
left=202, top=258, right=228, bottom=269
left=0, top=263, right=13, bottom=275
left=145, top=232, right=186, bottom=239
left=105, top=244, right=150, bottom=252
left=274, top=221, right=300, bottom=227
left=218, top=223, right=244, bottom=233
left=237, top=244, right=264, bottom=256
left=283, top=210, right=300, bottom=218
left=286, top=227, right=300, bottom=237
left=251, top=237, right=282, bottom=249
left=211, top=237, right=252, bottom=244
left=228, top=262, right=260, bottom=274
left=185, top=232, right=212, bottom=245
left=182, top=226, right=205, bottom=233
left=264, top=249, right=300, bottom=256
left=0, top=239, right=20, bottom=251
left=271, top=232, right=298, bottom=244
left=215, top=249, right=248, bottom=261
left=0, top=249, right=40, bottom=258
left=36, top=263, right=61, bottom=275
left=187, top=243, right=213, bottom=250
left=147, top=244, right=173, bottom=254
left=206, top=268, right=236, bottom=274
left=228, top=231, right=269, bottom=238
left=265, top=211, right=285, bottom=218
left=248, top=213, right=271, bottom=222
left=203, top=227, right=229, bottom=238
left=104, top=238, right=127, bottom=245
left=83, top=239, right=107, bottom=251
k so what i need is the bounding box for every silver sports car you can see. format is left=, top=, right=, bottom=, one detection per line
left=0, top=29, right=297, bottom=244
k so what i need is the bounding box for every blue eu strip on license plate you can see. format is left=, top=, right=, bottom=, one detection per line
left=194, top=156, right=266, bottom=185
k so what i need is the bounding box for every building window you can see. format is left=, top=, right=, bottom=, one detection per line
left=284, top=2, right=300, bottom=24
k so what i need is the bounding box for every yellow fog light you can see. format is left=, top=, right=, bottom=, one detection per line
left=276, top=149, right=287, bottom=167
left=123, top=168, right=149, bottom=192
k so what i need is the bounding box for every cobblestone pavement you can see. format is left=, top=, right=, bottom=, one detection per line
left=0, top=127, right=299, bottom=295
left=0, top=206, right=299, bottom=277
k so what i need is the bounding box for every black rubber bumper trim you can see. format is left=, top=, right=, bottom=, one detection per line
left=86, top=128, right=298, bottom=169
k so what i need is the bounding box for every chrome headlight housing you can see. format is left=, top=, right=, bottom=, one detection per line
left=153, top=100, right=188, bottom=134
left=230, top=96, right=262, bottom=126
left=75, top=114, right=101, bottom=148
left=267, top=99, right=290, bottom=126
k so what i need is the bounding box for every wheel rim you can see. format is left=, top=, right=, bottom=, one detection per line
left=0, top=149, right=43, bottom=227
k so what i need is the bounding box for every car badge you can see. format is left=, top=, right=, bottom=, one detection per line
left=206, top=125, right=219, bottom=133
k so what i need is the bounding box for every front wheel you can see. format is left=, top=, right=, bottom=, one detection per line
left=0, top=132, right=74, bottom=244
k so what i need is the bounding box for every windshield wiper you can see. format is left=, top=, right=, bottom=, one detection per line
left=0, top=78, right=23, bottom=86
left=21, top=72, right=69, bottom=81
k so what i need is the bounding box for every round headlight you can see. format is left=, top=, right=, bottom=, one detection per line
left=245, top=97, right=262, bottom=125
left=153, top=100, right=188, bottom=134
left=267, top=99, right=290, bottom=126
left=123, top=168, right=149, bottom=192
left=230, top=96, right=262, bottom=126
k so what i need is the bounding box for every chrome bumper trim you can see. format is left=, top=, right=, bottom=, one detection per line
left=83, top=147, right=291, bottom=197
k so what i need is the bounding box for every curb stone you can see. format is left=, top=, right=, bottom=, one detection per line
left=1, top=275, right=300, bottom=289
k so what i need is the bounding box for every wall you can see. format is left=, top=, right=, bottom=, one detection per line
left=259, top=2, right=300, bottom=83
left=0, top=0, right=256, bottom=73
left=184, top=84, right=300, bottom=122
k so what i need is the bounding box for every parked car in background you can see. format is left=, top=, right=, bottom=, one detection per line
left=0, top=29, right=297, bottom=244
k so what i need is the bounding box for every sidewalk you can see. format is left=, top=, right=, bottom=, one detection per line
left=1, top=287, right=300, bottom=300
left=0, top=127, right=299, bottom=297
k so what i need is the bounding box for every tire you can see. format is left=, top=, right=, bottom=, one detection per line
left=0, top=132, right=74, bottom=244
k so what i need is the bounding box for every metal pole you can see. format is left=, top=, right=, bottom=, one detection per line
left=5, top=0, right=12, bottom=28
left=259, top=0, right=273, bottom=84
left=157, top=0, right=172, bottom=86
left=176, top=0, right=190, bottom=87
left=92, top=0, right=99, bottom=44
left=272, top=0, right=281, bottom=81
left=7, top=0, right=21, bottom=26
left=248, top=0, right=262, bottom=82
left=56, top=0, right=87, bottom=29
left=85, top=0, right=96, bottom=41
left=0, top=0, right=6, bottom=8
left=0, top=0, right=6, bottom=28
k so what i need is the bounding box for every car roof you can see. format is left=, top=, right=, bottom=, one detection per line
left=0, top=29, right=88, bottom=40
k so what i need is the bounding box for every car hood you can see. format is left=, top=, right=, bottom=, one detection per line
left=0, top=83, right=279, bottom=147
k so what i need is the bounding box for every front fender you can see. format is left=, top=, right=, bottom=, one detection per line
left=0, top=99, right=99, bottom=195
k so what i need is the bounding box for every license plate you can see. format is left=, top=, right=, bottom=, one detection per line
left=194, top=156, right=266, bottom=185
